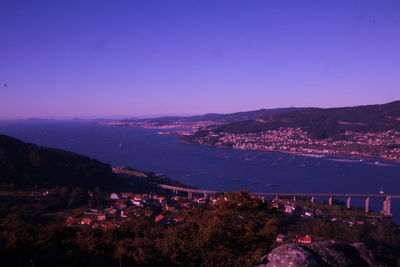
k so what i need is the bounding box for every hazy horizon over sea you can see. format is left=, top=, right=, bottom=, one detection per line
left=1, top=120, right=399, bottom=221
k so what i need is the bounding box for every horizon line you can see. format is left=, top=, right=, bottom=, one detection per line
left=0, top=99, right=398, bottom=121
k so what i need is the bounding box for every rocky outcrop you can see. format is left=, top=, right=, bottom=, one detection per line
left=258, top=241, right=381, bottom=267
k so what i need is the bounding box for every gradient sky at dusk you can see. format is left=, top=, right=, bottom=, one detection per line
left=1, top=0, right=399, bottom=119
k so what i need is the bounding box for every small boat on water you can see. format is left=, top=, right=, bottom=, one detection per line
left=299, top=153, right=325, bottom=158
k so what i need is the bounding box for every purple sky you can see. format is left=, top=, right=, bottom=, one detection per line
left=0, top=0, right=399, bottom=119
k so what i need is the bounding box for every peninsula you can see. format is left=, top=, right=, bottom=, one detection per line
left=105, top=101, right=400, bottom=161
left=181, top=101, right=400, bottom=161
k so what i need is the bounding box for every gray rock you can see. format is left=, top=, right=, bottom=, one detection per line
left=351, top=243, right=380, bottom=267
left=257, top=241, right=382, bottom=267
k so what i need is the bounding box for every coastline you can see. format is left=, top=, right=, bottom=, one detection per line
left=179, top=139, right=400, bottom=164
left=102, top=124, right=400, bottom=166
left=102, top=123, right=400, bottom=164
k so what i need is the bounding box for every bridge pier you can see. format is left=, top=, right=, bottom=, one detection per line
left=292, top=196, right=296, bottom=201
left=188, top=192, right=192, bottom=199
left=365, top=197, right=370, bottom=213
left=311, top=196, right=314, bottom=203
left=382, top=196, right=392, bottom=216
left=203, top=192, right=207, bottom=198
left=346, top=197, right=351, bottom=209
left=328, top=196, right=333, bottom=206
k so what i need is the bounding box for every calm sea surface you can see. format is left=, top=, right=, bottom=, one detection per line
left=1, top=121, right=399, bottom=221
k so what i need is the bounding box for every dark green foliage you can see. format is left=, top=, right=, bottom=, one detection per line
left=0, top=134, right=130, bottom=191
left=158, top=192, right=274, bottom=266
left=68, top=188, right=87, bottom=209
left=1, top=192, right=399, bottom=266
left=88, top=188, right=108, bottom=209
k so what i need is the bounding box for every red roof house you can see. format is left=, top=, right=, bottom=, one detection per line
left=298, top=235, right=313, bottom=244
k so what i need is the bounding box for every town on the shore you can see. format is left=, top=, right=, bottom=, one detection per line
left=188, top=127, right=400, bottom=161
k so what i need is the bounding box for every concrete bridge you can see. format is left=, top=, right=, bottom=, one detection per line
left=158, top=184, right=400, bottom=216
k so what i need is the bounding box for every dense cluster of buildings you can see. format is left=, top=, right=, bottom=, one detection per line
left=191, top=127, right=400, bottom=160
left=66, top=192, right=211, bottom=230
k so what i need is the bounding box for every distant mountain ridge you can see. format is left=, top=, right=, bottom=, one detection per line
left=121, top=107, right=305, bottom=123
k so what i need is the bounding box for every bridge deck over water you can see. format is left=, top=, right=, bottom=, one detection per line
left=158, top=184, right=400, bottom=216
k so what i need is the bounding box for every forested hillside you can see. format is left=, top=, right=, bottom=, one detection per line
left=0, top=134, right=133, bottom=190
left=190, top=100, right=400, bottom=140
